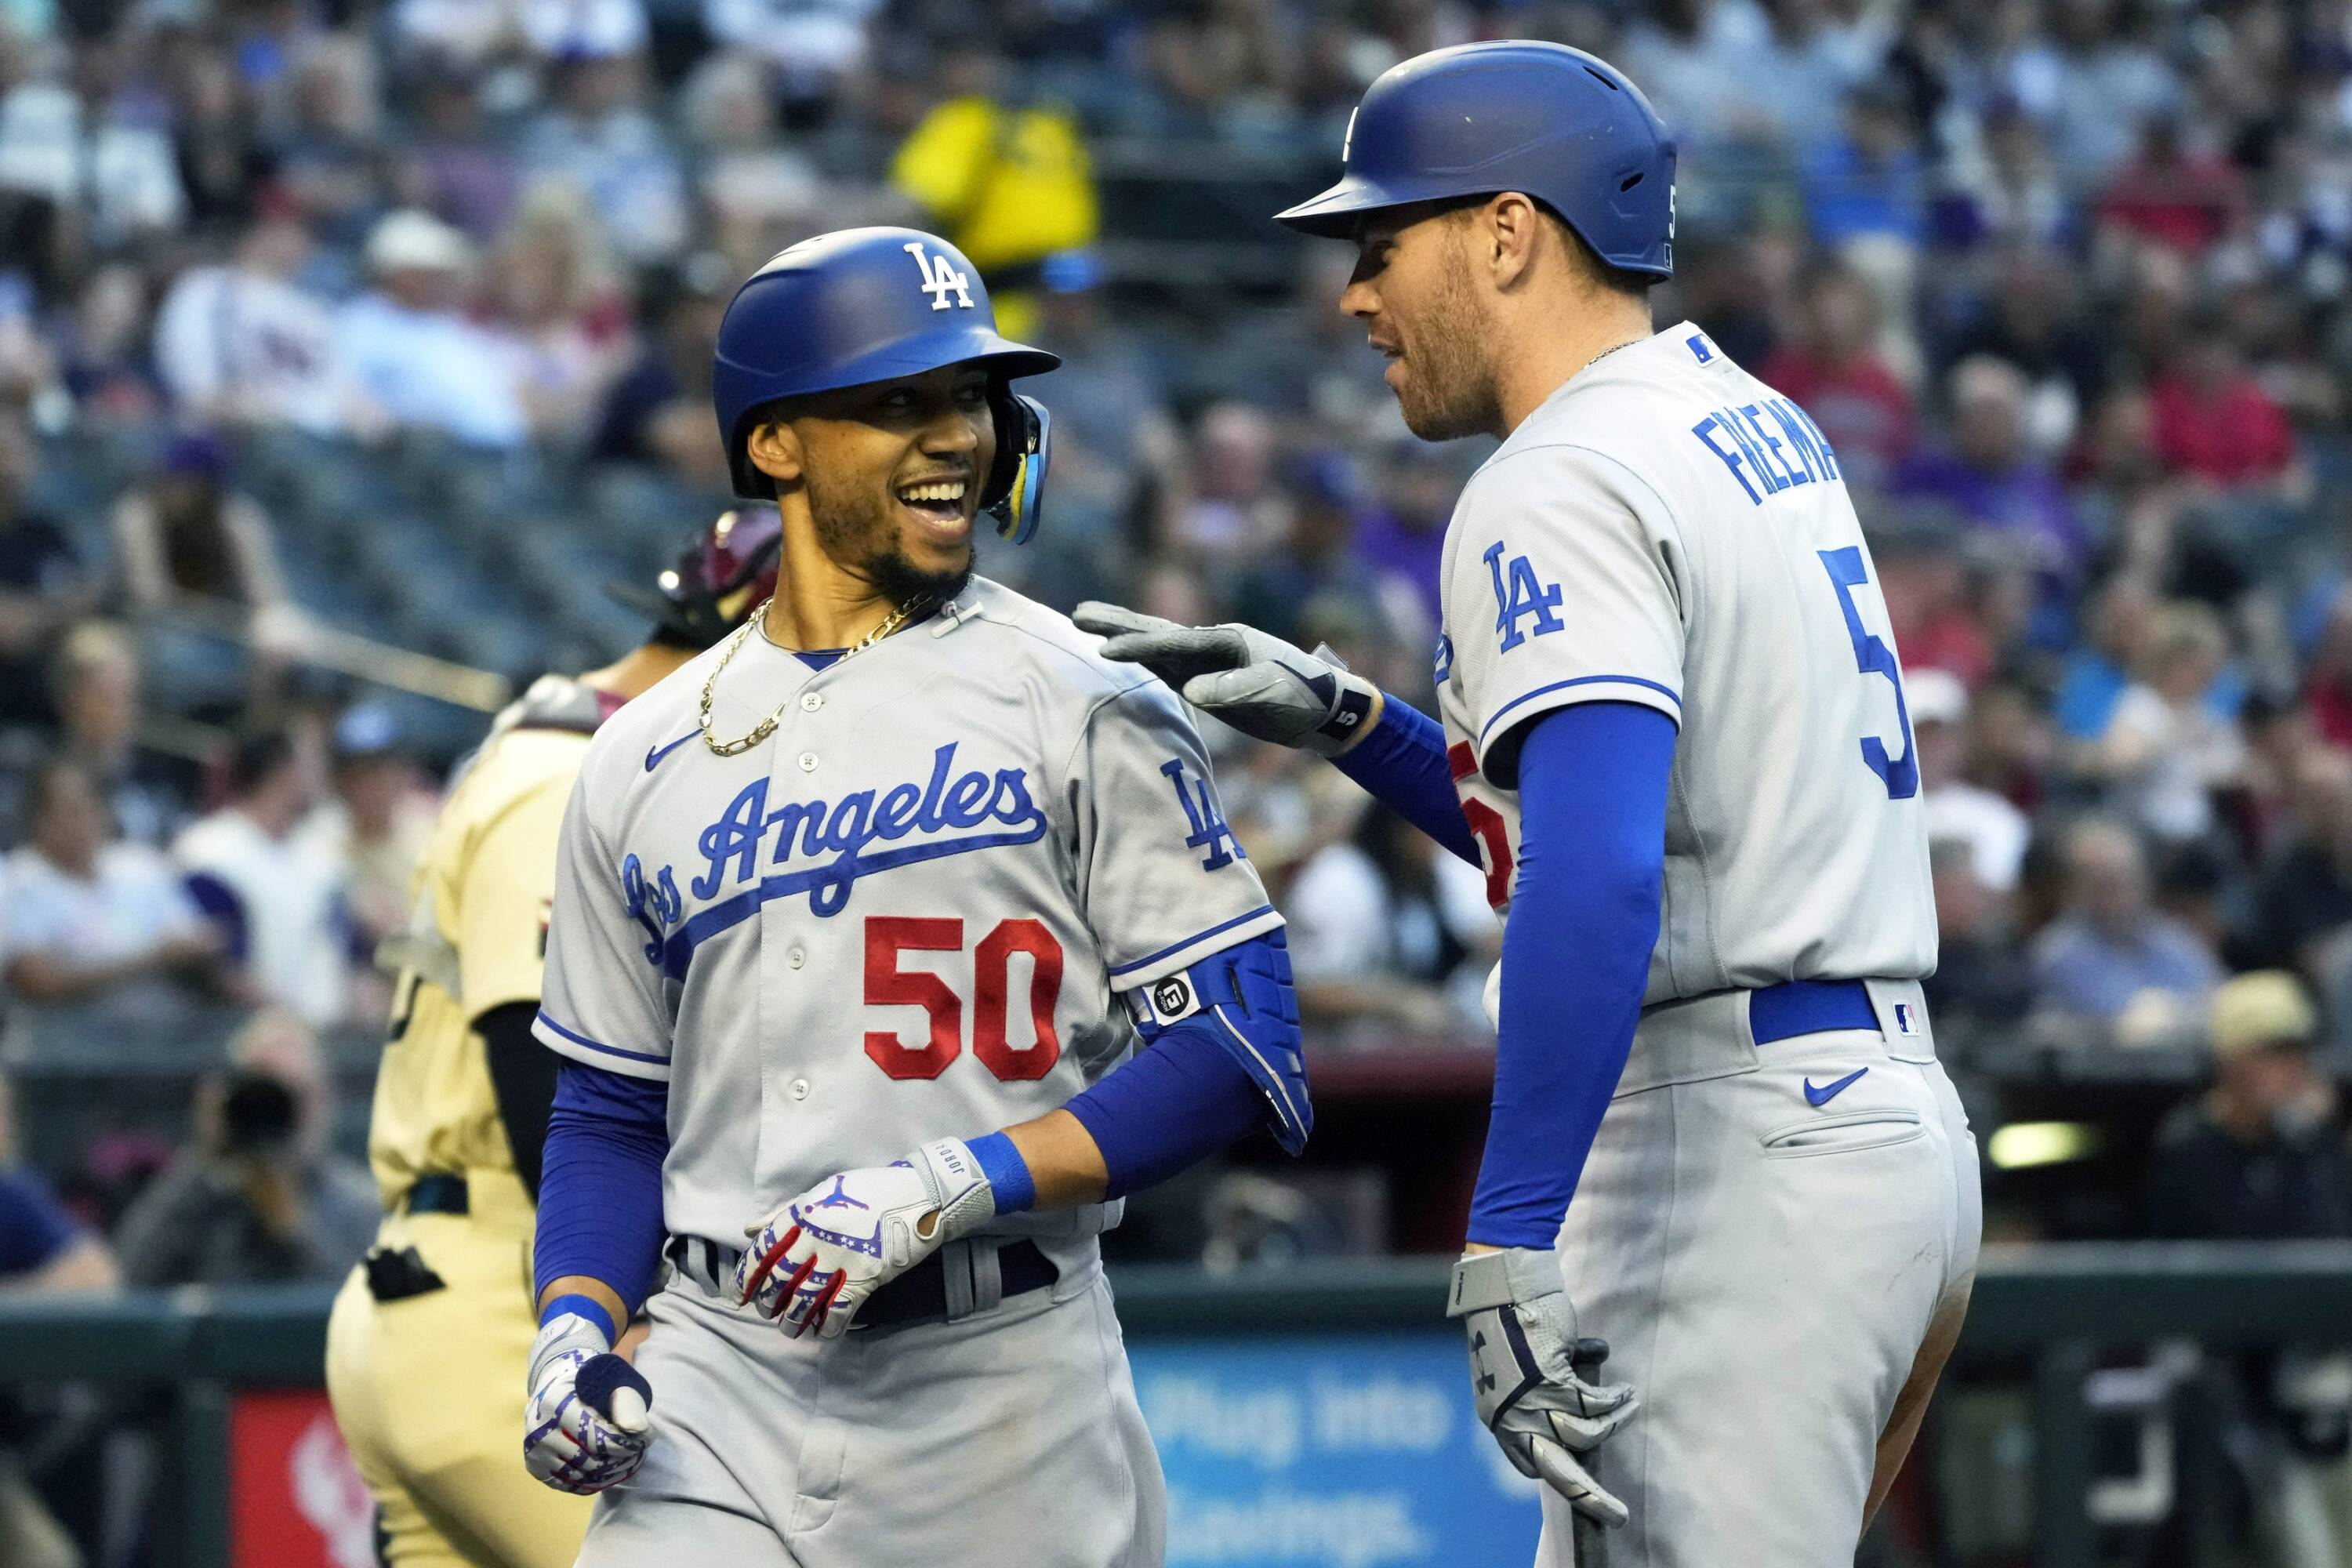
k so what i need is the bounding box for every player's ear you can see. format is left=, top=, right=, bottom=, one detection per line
left=745, top=417, right=805, bottom=489
left=1484, top=191, right=1541, bottom=290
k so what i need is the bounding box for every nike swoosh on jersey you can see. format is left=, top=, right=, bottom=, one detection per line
left=1803, top=1068, right=1869, bottom=1107
left=644, top=731, right=699, bottom=771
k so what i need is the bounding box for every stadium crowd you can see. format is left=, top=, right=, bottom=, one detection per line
left=0, top=0, right=2348, bottom=1339
left=0, top=0, right=2351, bottom=1562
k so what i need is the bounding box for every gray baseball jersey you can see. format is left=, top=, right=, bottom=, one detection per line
left=532, top=578, right=1281, bottom=1254
left=1435, top=321, right=1937, bottom=1004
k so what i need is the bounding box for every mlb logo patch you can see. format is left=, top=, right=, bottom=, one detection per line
left=1893, top=1002, right=1918, bottom=1036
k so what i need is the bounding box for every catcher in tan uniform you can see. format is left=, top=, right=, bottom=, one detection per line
left=326, top=510, right=781, bottom=1566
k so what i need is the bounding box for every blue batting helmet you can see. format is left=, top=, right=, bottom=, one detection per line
left=1272, top=42, right=1676, bottom=278
left=711, top=227, right=1060, bottom=543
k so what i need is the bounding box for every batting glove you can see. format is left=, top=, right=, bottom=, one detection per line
left=735, top=1138, right=996, bottom=1339
left=1449, top=1247, right=1640, bottom=1527
left=1072, top=603, right=1378, bottom=756
left=523, top=1311, right=653, bottom=1495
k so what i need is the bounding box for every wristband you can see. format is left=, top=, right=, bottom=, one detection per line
left=540, top=1291, right=618, bottom=1347
left=965, top=1131, right=1036, bottom=1214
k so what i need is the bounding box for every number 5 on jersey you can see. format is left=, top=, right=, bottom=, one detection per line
left=863, top=916, right=1063, bottom=1081
left=1817, top=546, right=1918, bottom=800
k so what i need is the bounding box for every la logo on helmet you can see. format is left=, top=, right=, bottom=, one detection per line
left=903, top=242, right=975, bottom=312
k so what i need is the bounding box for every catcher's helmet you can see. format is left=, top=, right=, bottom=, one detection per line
left=609, top=505, right=784, bottom=650
left=712, top=227, right=1059, bottom=544
left=1273, top=42, right=1676, bottom=278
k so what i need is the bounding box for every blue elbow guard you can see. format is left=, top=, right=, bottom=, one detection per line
left=1124, top=930, right=1312, bottom=1155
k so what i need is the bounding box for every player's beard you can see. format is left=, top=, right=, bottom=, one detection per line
left=805, top=464, right=975, bottom=609
left=1393, top=227, right=1504, bottom=443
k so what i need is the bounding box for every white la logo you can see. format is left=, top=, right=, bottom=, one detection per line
left=903, top=242, right=975, bottom=311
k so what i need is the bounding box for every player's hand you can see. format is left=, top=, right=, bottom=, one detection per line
left=524, top=1310, right=653, bottom=1495
left=1073, top=602, right=1378, bottom=756
left=1448, top=1247, right=1639, bottom=1526
left=735, top=1138, right=997, bottom=1339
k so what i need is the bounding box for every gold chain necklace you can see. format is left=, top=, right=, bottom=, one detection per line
left=698, top=594, right=931, bottom=757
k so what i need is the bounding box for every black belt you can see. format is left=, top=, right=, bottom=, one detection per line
left=663, top=1235, right=1057, bottom=1330
left=405, top=1173, right=470, bottom=1216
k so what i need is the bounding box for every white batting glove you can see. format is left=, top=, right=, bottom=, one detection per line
left=1072, top=603, right=1379, bottom=756
left=1449, top=1248, right=1640, bottom=1527
left=522, top=1312, right=652, bottom=1495
left=735, top=1138, right=997, bottom=1339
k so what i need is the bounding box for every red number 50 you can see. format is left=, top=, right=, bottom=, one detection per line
left=862, top=916, right=1064, bottom=1081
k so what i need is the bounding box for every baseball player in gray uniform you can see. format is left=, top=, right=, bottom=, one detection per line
left=514, top=228, right=1312, bottom=1566
left=1080, top=43, right=1982, bottom=1568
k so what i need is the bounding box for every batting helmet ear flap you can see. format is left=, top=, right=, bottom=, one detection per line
left=983, top=390, right=1050, bottom=546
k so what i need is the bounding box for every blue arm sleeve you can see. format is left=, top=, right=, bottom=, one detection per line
left=1332, top=695, right=1481, bottom=867
left=1467, top=702, right=1674, bottom=1250
left=1065, top=931, right=1308, bottom=1197
left=533, top=1062, right=670, bottom=1318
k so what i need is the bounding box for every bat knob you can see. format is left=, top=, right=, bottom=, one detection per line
left=1570, top=1337, right=1610, bottom=1376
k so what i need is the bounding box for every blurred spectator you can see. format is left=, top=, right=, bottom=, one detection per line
left=891, top=49, right=1097, bottom=336
left=2054, top=572, right=2160, bottom=744
left=2147, top=972, right=2352, bottom=1567
left=2147, top=314, right=2300, bottom=492
left=1284, top=798, right=1484, bottom=1037
left=517, top=46, right=688, bottom=267
left=2147, top=971, right=2349, bottom=1237
left=391, top=62, right=517, bottom=241
left=1915, top=670, right=2030, bottom=893
left=31, top=622, right=186, bottom=847
left=1922, top=837, right=2033, bottom=1041
left=1348, top=443, right=1454, bottom=637
left=0, top=414, right=90, bottom=731
left=485, top=184, right=629, bottom=445
left=703, top=0, right=882, bottom=112
left=1759, top=260, right=1914, bottom=488
left=0, top=31, right=185, bottom=256
left=2, top=756, right=220, bottom=1010
left=1876, top=527, right=1991, bottom=688
left=1168, top=401, right=1289, bottom=563
left=1894, top=357, right=2089, bottom=629
left=270, top=34, right=386, bottom=249
left=1799, top=80, right=1926, bottom=255
left=334, top=209, right=528, bottom=450
left=111, top=432, right=296, bottom=708
left=2028, top=816, right=2224, bottom=1042
left=2004, top=1, right=2179, bottom=183
left=152, top=205, right=347, bottom=436
left=173, top=728, right=353, bottom=1027
left=301, top=703, right=434, bottom=959
left=681, top=50, right=823, bottom=263
left=2096, top=118, right=2248, bottom=256
left=2090, top=601, right=2245, bottom=843
left=2236, top=746, right=2352, bottom=980
left=590, top=252, right=729, bottom=481
left=112, top=1011, right=375, bottom=1287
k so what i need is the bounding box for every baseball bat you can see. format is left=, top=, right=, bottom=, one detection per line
left=1570, top=1338, right=1610, bottom=1568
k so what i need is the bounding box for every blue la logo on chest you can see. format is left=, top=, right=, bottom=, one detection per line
left=621, top=741, right=1048, bottom=978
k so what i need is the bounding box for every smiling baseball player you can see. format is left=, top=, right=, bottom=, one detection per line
left=517, top=227, right=1308, bottom=1568
left=1080, top=42, right=1982, bottom=1568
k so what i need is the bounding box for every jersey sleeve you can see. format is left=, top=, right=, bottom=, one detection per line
left=454, top=768, right=571, bottom=1027
left=1072, top=682, right=1283, bottom=989
left=1450, top=443, right=1688, bottom=783
left=532, top=766, right=676, bottom=1081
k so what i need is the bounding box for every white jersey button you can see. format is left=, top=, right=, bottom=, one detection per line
left=797, top=750, right=818, bottom=772
left=800, top=692, right=823, bottom=713
left=787, top=946, right=806, bottom=969
left=789, top=1077, right=811, bottom=1102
